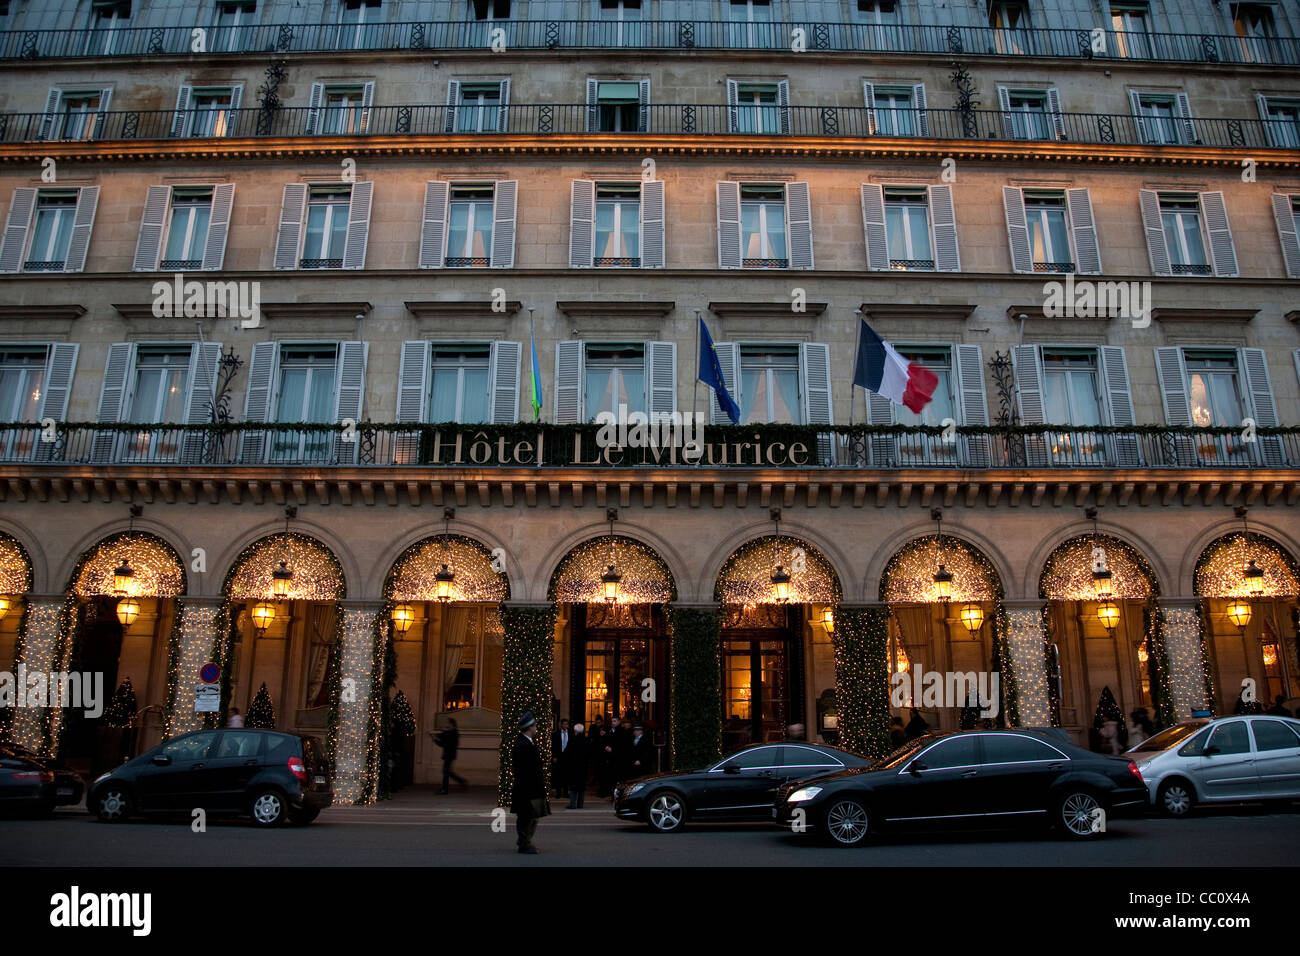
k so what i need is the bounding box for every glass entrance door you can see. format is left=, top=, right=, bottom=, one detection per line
left=723, top=637, right=791, bottom=750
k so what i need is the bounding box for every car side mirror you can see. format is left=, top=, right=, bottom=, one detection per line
left=908, top=760, right=926, bottom=776
left=722, top=763, right=740, bottom=774
left=1202, top=746, right=1221, bottom=757
left=151, top=754, right=172, bottom=766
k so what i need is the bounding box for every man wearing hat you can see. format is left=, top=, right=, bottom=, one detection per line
left=511, top=711, right=548, bottom=854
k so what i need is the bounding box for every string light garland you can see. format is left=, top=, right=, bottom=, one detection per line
left=832, top=606, right=892, bottom=759
left=226, top=533, right=344, bottom=602
left=163, top=603, right=219, bottom=738
left=8, top=602, right=61, bottom=753
left=1163, top=605, right=1212, bottom=719
left=715, top=535, right=840, bottom=606
left=668, top=606, right=723, bottom=770
left=334, top=607, right=381, bottom=804
left=551, top=536, right=675, bottom=605
left=497, top=606, right=556, bottom=807
left=388, top=534, right=509, bottom=604
left=0, top=532, right=32, bottom=596
left=1194, top=532, right=1299, bottom=599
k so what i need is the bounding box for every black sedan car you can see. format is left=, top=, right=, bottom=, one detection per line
left=0, top=748, right=56, bottom=816
left=88, top=727, right=332, bottom=827
left=0, top=742, right=84, bottom=807
left=615, top=742, right=871, bottom=832
left=775, top=730, right=1148, bottom=846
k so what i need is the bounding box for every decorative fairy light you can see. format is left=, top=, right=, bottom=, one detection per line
left=1040, top=535, right=1154, bottom=602
left=227, top=533, right=343, bottom=601
left=334, top=606, right=380, bottom=804
left=1163, top=605, right=1210, bottom=719
left=716, top=534, right=839, bottom=605
left=552, top=536, right=673, bottom=605
left=9, top=601, right=61, bottom=753
left=165, top=603, right=219, bottom=738
left=602, top=509, right=622, bottom=603
left=72, top=534, right=184, bottom=599
left=882, top=535, right=995, bottom=605
left=931, top=509, right=953, bottom=602
left=1004, top=608, right=1052, bottom=726
left=0, top=532, right=32, bottom=596
left=388, top=534, right=508, bottom=604
left=1195, top=532, right=1298, bottom=599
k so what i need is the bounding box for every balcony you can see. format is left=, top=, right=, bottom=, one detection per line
left=4, top=104, right=1292, bottom=151
left=1, top=21, right=1297, bottom=66
left=3, top=422, right=1296, bottom=471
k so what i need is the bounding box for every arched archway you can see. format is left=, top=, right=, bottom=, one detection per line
left=1195, top=532, right=1300, bottom=714
left=1040, top=534, right=1162, bottom=746
left=0, top=532, right=34, bottom=745
left=879, top=534, right=1006, bottom=734
left=382, top=534, right=510, bottom=787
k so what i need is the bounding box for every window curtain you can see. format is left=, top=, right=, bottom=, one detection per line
left=307, top=603, right=337, bottom=708
left=891, top=604, right=935, bottom=699
left=442, top=606, right=473, bottom=701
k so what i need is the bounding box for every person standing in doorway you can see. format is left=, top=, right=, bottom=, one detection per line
left=552, top=718, right=570, bottom=798
left=511, top=711, right=548, bottom=854
left=566, top=722, right=588, bottom=809
left=436, top=717, right=467, bottom=794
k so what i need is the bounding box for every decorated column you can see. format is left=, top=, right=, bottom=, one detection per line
left=1159, top=598, right=1211, bottom=720
left=668, top=604, right=722, bottom=770
left=833, top=604, right=891, bottom=760
left=9, top=597, right=64, bottom=754
left=1002, top=601, right=1053, bottom=727
left=164, top=598, right=222, bottom=738
left=498, top=602, right=555, bottom=807
left=332, top=602, right=384, bottom=805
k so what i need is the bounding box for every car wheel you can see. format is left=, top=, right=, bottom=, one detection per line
left=250, top=788, right=287, bottom=827
left=645, top=790, right=686, bottom=833
left=822, top=797, right=871, bottom=847
left=1057, top=789, right=1106, bottom=839
left=289, top=807, right=321, bottom=826
left=1158, top=779, right=1195, bottom=818
left=95, top=787, right=131, bottom=823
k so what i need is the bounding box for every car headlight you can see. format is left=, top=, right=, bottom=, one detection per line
left=627, top=783, right=645, bottom=796
left=788, top=786, right=822, bottom=803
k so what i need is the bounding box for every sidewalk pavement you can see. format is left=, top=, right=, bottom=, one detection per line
left=324, top=785, right=619, bottom=823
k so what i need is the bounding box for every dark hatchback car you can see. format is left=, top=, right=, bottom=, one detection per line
left=615, top=742, right=871, bottom=832
left=775, top=730, right=1148, bottom=846
left=0, top=742, right=85, bottom=808
left=88, top=728, right=332, bottom=827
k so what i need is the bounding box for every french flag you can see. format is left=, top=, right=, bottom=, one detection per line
left=852, top=318, right=939, bottom=413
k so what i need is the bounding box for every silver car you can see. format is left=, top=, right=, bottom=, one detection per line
left=1127, top=715, right=1300, bottom=817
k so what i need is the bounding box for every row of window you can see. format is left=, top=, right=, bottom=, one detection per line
left=34, top=79, right=1300, bottom=147
left=5, top=179, right=1299, bottom=278
left=30, top=0, right=1291, bottom=63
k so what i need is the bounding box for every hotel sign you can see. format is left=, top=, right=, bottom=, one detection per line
left=416, top=430, right=814, bottom=468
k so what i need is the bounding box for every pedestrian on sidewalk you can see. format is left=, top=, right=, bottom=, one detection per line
left=566, top=722, right=588, bottom=809
left=511, top=711, right=548, bottom=854
left=435, top=717, right=467, bottom=794
left=552, top=717, right=570, bottom=798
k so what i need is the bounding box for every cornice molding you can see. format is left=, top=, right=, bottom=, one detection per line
left=259, top=301, right=373, bottom=322
left=0, top=304, right=86, bottom=324
left=709, top=300, right=829, bottom=318
left=405, top=300, right=522, bottom=319
left=1005, top=305, right=1109, bottom=322
left=557, top=300, right=676, bottom=319
left=1151, top=307, right=1257, bottom=323
left=862, top=303, right=975, bottom=322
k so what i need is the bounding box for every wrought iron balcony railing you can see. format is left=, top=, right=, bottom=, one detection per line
left=2, top=20, right=1298, bottom=66
left=6, top=104, right=1293, bottom=150
left=2, top=423, right=1295, bottom=471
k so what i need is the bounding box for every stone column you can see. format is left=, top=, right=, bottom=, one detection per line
left=1160, top=598, right=1211, bottom=720
left=667, top=603, right=722, bottom=770
left=10, top=597, right=64, bottom=755
left=498, top=602, right=555, bottom=808
left=1003, top=601, right=1053, bottom=727
left=166, top=598, right=222, bottom=738
left=833, top=604, right=891, bottom=759
left=332, top=602, right=383, bottom=805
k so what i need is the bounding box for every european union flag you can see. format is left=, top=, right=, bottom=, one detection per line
left=698, top=317, right=740, bottom=425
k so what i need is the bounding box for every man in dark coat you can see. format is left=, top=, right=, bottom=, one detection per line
left=551, top=718, right=570, bottom=798
left=511, top=711, right=547, bottom=854
left=435, top=717, right=466, bottom=794
left=565, top=722, right=589, bottom=809
left=626, top=724, right=653, bottom=779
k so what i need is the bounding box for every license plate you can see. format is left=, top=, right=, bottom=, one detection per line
left=313, top=776, right=327, bottom=785
left=57, top=787, right=73, bottom=796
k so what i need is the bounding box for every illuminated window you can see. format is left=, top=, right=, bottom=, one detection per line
left=0, top=348, right=46, bottom=458
left=584, top=344, right=645, bottom=418
left=884, top=187, right=933, bottom=269
left=1109, top=3, right=1151, bottom=58
left=52, top=92, right=104, bottom=141
left=740, top=346, right=800, bottom=424
left=320, top=86, right=367, bottom=135
left=429, top=345, right=491, bottom=423
left=740, top=184, right=787, bottom=267
left=989, top=2, right=1030, bottom=54
left=594, top=184, right=640, bottom=266
left=185, top=88, right=236, bottom=138
left=1234, top=3, right=1277, bottom=62
left=445, top=184, right=494, bottom=266
left=1024, top=191, right=1072, bottom=271
left=1184, top=350, right=1244, bottom=428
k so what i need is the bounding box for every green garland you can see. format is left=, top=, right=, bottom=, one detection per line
left=1147, top=600, right=1176, bottom=728
left=667, top=606, right=722, bottom=770
left=0, top=530, right=35, bottom=743
left=156, top=604, right=185, bottom=738
left=366, top=604, right=396, bottom=803
left=832, top=606, right=891, bottom=759
left=497, top=605, right=555, bottom=807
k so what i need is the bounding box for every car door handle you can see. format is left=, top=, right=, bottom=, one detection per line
left=190, top=762, right=205, bottom=769
left=243, top=759, right=258, bottom=766
left=961, top=770, right=977, bottom=778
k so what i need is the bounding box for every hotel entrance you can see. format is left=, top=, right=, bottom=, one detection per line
left=572, top=602, right=669, bottom=734
left=721, top=605, right=802, bottom=749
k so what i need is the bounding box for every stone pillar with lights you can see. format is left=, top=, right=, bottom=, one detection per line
left=832, top=603, right=892, bottom=759
left=1002, top=600, right=1053, bottom=727
left=166, top=597, right=224, bottom=738
left=497, top=601, right=556, bottom=806
left=1159, top=598, right=1211, bottom=720
left=668, top=603, right=723, bottom=770
left=333, top=601, right=384, bottom=805
left=9, top=596, right=65, bottom=754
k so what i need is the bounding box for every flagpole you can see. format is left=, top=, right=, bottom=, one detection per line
left=528, top=307, right=537, bottom=421
left=851, top=309, right=864, bottom=426
left=693, top=309, right=702, bottom=424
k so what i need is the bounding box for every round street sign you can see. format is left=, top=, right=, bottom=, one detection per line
left=200, top=662, right=220, bottom=684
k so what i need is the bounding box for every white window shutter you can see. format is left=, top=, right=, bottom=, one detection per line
left=1271, top=193, right=1300, bottom=277
left=273, top=183, right=308, bottom=269
left=91, top=342, right=134, bottom=463
left=305, top=82, right=325, bottom=134
left=37, top=343, right=78, bottom=423
left=180, top=341, right=223, bottom=462
left=1138, top=189, right=1171, bottom=276
left=638, top=78, right=650, bottom=131
left=913, top=83, right=929, bottom=136
left=226, top=85, right=243, bottom=136
left=786, top=181, right=813, bottom=269
left=709, top=342, right=739, bottom=425
left=953, top=344, right=990, bottom=466
left=569, top=179, right=595, bottom=268
left=491, top=179, right=518, bottom=268
left=866, top=390, right=896, bottom=466
left=1257, top=93, right=1279, bottom=148
left=645, top=340, right=677, bottom=416
left=490, top=340, right=523, bottom=423
left=1011, top=345, right=1045, bottom=424
left=929, top=184, right=960, bottom=272
left=1240, top=347, right=1284, bottom=466
left=863, top=81, right=876, bottom=133
left=133, top=185, right=171, bottom=272
left=358, top=81, right=375, bottom=134
left=554, top=340, right=584, bottom=424
left=860, top=184, right=889, bottom=271
left=1153, top=347, right=1192, bottom=425
left=396, top=341, right=431, bottom=423
left=498, top=79, right=510, bottom=132
left=586, top=78, right=599, bottom=132
left=799, top=342, right=832, bottom=425
left=777, top=80, right=791, bottom=134
left=419, top=182, right=449, bottom=269
left=1065, top=188, right=1101, bottom=274
left=170, top=85, right=192, bottom=137
left=0, top=187, right=38, bottom=274
left=1129, top=90, right=1149, bottom=144
left=239, top=341, right=278, bottom=463
left=997, top=85, right=1014, bottom=138
left=1002, top=185, right=1032, bottom=273
left=716, top=181, right=742, bottom=269
left=39, top=89, right=61, bottom=140
left=332, top=341, right=367, bottom=463
left=726, top=79, right=740, bottom=132
left=1175, top=92, right=1195, bottom=143
left=65, top=186, right=99, bottom=272
left=342, top=181, right=373, bottom=269
left=202, top=183, right=236, bottom=270
left=1200, top=191, right=1238, bottom=277
left=1045, top=87, right=1065, bottom=139
left=94, top=88, right=112, bottom=138
left=444, top=80, right=461, bottom=133
left=640, top=179, right=665, bottom=268
left=1099, top=345, right=1140, bottom=466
